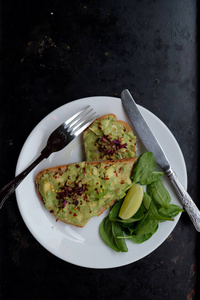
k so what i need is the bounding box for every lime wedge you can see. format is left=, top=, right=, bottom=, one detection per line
left=119, top=184, right=144, bottom=219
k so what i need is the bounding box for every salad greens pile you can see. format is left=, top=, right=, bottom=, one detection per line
left=99, top=152, right=184, bottom=252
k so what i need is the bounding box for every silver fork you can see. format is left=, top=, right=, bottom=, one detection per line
left=0, top=106, right=98, bottom=209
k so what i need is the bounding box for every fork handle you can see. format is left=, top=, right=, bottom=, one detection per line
left=0, top=152, right=46, bottom=209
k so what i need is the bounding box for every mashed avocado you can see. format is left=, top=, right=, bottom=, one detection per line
left=38, top=161, right=133, bottom=227
left=83, top=115, right=136, bottom=161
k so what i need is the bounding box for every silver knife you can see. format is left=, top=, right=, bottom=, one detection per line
left=121, top=89, right=200, bottom=232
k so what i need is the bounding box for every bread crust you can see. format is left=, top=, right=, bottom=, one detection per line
left=36, top=157, right=137, bottom=227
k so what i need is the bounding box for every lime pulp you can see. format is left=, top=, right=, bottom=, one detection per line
left=119, top=184, right=144, bottom=219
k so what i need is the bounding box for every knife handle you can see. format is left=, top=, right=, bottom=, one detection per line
left=166, top=168, right=200, bottom=232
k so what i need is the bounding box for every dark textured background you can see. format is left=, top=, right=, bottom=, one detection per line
left=0, top=0, right=199, bottom=299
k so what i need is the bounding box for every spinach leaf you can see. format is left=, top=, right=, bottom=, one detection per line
left=142, top=171, right=164, bottom=185
left=99, top=217, right=120, bottom=252
left=147, top=179, right=171, bottom=208
left=112, top=221, right=128, bottom=252
left=132, top=152, right=155, bottom=184
left=121, top=221, right=135, bottom=235
left=100, top=216, right=128, bottom=252
left=142, top=192, right=152, bottom=211
left=119, top=206, right=145, bottom=234
left=118, top=221, right=159, bottom=244
left=128, top=224, right=159, bottom=244
left=147, top=202, right=174, bottom=221
left=111, top=205, right=144, bottom=225
left=135, top=219, right=159, bottom=235
left=109, top=199, right=123, bottom=220
left=158, top=204, right=184, bottom=219
left=131, top=208, right=150, bottom=233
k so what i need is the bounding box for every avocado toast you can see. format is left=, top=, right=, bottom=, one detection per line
left=36, top=157, right=137, bottom=227
left=83, top=114, right=136, bottom=161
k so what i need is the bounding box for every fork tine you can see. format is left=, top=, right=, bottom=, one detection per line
left=67, top=107, right=92, bottom=131
left=72, top=114, right=99, bottom=137
left=64, top=106, right=90, bottom=127
left=69, top=107, right=98, bottom=137
left=70, top=110, right=97, bottom=133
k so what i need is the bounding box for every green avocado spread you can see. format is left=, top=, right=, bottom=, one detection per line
left=83, top=115, right=136, bottom=161
left=38, top=161, right=133, bottom=227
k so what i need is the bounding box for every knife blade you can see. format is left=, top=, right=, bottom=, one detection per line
left=121, top=89, right=200, bottom=232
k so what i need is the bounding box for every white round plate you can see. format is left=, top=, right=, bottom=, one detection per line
left=15, top=96, right=187, bottom=269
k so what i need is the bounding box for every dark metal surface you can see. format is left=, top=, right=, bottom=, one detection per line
left=0, top=0, right=199, bottom=299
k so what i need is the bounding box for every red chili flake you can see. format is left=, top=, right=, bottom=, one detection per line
left=73, top=213, right=77, bottom=217
left=119, top=167, right=122, bottom=173
left=69, top=211, right=72, bottom=214
left=123, top=129, right=126, bottom=132
left=89, top=211, right=92, bottom=213
left=95, top=188, right=99, bottom=195
left=75, top=164, right=80, bottom=168
left=50, top=210, right=54, bottom=213
left=96, top=182, right=99, bottom=185
left=129, top=140, right=132, bottom=142
left=104, top=177, right=109, bottom=180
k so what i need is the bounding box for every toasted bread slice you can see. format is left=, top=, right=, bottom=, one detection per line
left=83, top=114, right=136, bottom=161
left=36, top=157, right=137, bottom=227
